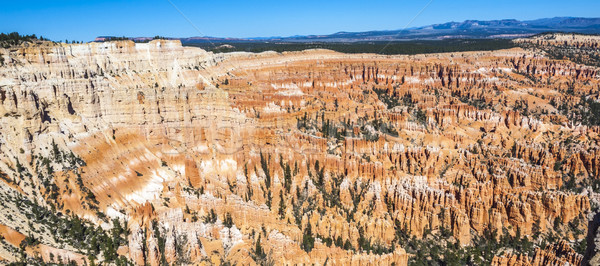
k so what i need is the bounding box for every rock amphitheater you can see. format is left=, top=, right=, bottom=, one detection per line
left=0, top=33, right=599, bottom=265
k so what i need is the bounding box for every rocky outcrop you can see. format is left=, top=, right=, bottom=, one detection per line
left=493, top=240, right=583, bottom=266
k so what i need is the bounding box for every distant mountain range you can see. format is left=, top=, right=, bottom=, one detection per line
left=97, top=17, right=600, bottom=43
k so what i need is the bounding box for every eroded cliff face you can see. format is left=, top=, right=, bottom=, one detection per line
left=492, top=240, right=583, bottom=266
left=0, top=38, right=598, bottom=265
left=516, top=33, right=600, bottom=68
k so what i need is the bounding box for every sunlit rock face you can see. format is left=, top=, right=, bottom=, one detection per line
left=0, top=37, right=598, bottom=265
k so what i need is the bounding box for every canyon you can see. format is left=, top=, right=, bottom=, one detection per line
left=0, top=33, right=598, bottom=265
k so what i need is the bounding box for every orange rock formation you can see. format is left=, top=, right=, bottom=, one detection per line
left=0, top=36, right=598, bottom=264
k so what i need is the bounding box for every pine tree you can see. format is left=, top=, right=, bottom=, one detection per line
left=293, top=161, right=299, bottom=176
left=260, top=151, right=271, bottom=190
left=254, top=235, right=266, bottom=261
left=278, top=192, right=286, bottom=219
left=301, top=222, right=315, bottom=252
left=284, top=163, right=292, bottom=193
left=224, top=213, right=233, bottom=228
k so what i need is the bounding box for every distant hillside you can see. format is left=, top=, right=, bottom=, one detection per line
left=95, top=17, right=600, bottom=44
left=273, top=17, right=600, bottom=42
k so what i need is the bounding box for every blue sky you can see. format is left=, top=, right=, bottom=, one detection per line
left=1, top=0, right=598, bottom=42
